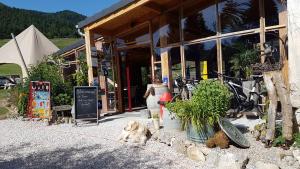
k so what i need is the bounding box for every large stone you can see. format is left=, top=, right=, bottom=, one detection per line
left=171, top=138, right=187, bottom=155
left=255, top=161, right=279, bottom=169
left=295, top=109, right=300, bottom=126
left=217, top=152, right=249, bottom=169
left=186, top=144, right=205, bottom=163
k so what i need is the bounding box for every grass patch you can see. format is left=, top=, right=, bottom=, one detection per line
left=50, top=38, right=79, bottom=49
left=0, top=107, right=9, bottom=116
left=0, top=39, right=9, bottom=47
left=0, top=63, right=22, bottom=76
left=0, top=38, right=79, bottom=49
left=0, top=89, right=9, bottom=100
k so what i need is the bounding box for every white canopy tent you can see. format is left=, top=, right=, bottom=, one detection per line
left=0, top=25, right=59, bottom=77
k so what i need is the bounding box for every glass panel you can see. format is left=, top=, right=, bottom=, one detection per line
left=154, top=48, right=161, bottom=62
left=154, top=64, right=162, bottom=83
left=182, top=0, right=217, bottom=41
left=265, top=0, right=286, bottom=26
left=169, top=47, right=182, bottom=79
left=116, top=25, right=150, bottom=48
left=221, top=34, right=260, bottom=78
left=184, top=40, right=218, bottom=80
left=152, top=9, right=180, bottom=47
left=265, top=31, right=280, bottom=63
left=218, top=0, right=260, bottom=33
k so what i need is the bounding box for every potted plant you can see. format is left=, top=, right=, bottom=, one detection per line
left=170, top=80, right=232, bottom=143
left=152, top=112, right=160, bottom=130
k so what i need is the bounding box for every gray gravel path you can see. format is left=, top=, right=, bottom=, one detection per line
left=0, top=112, right=200, bottom=169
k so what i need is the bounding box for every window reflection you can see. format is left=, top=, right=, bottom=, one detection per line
left=265, top=0, right=285, bottom=26
left=184, top=41, right=218, bottom=80
left=222, top=34, right=260, bottom=78
left=218, top=0, right=259, bottom=33
left=182, top=1, right=217, bottom=41
left=152, top=9, right=180, bottom=47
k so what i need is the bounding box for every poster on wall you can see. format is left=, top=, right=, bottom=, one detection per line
left=28, top=81, right=51, bottom=118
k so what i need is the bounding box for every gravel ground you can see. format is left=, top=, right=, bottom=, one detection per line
left=0, top=110, right=295, bottom=169
left=0, top=111, right=200, bottom=169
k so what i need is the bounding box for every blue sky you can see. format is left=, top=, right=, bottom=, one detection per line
left=0, top=0, right=120, bottom=16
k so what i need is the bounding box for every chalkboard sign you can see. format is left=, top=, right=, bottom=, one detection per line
left=74, top=87, right=98, bottom=123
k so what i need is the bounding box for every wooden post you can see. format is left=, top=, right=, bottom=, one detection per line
left=160, top=15, right=172, bottom=88
left=149, top=21, right=155, bottom=81
left=84, top=29, right=95, bottom=86
left=259, top=0, right=266, bottom=63
left=279, top=10, right=288, bottom=86
left=113, top=42, right=124, bottom=112
left=273, top=72, right=294, bottom=141
left=216, top=1, right=223, bottom=78
left=11, top=33, right=29, bottom=77
left=263, top=72, right=278, bottom=141
left=179, top=6, right=186, bottom=79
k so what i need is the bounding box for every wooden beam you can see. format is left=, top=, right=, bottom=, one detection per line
left=84, top=28, right=95, bottom=86
left=143, top=2, right=164, bottom=14
left=86, top=0, right=151, bottom=31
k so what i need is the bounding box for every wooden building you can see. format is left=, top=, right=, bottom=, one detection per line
left=76, top=0, right=290, bottom=113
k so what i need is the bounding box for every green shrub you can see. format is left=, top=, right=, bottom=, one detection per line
left=17, top=58, right=73, bottom=116
left=166, top=80, right=232, bottom=131
left=54, top=93, right=72, bottom=106
left=293, top=133, right=300, bottom=148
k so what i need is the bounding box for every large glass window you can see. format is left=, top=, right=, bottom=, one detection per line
left=152, top=9, right=180, bottom=47
left=222, top=34, right=260, bottom=78
left=184, top=40, right=218, bottom=80
left=265, top=0, right=285, bottom=26
left=182, top=1, right=217, bottom=41
left=218, top=0, right=260, bottom=33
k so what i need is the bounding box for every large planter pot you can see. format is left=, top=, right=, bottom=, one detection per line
left=186, top=122, right=215, bottom=143
left=146, top=84, right=169, bottom=115
left=162, top=107, right=181, bottom=131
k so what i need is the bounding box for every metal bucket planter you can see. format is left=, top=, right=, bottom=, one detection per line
left=162, top=107, right=181, bottom=130
left=186, top=122, right=215, bottom=143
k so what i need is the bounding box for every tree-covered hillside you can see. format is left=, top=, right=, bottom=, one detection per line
left=0, top=2, right=86, bottom=39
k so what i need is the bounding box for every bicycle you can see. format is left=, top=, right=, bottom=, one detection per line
left=213, top=71, right=266, bottom=118
left=171, top=75, right=198, bottom=102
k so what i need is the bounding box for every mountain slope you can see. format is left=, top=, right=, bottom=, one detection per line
left=0, top=2, right=86, bottom=39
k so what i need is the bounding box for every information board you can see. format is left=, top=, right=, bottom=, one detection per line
left=28, top=81, right=51, bottom=118
left=74, top=86, right=98, bottom=122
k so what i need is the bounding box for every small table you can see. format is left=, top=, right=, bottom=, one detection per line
left=52, top=105, right=72, bottom=121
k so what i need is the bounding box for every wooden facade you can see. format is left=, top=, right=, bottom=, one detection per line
left=80, top=0, right=288, bottom=113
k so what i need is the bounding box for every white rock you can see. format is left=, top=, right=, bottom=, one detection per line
left=199, top=146, right=211, bottom=156
left=217, top=152, right=249, bottom=169
left=293, top=149, right=300, bottom=164
left=186, top=145, right=206, bottom=162
left=255, top=161, right=279, bottom=169
left=295, top=109, right=300, bottom=125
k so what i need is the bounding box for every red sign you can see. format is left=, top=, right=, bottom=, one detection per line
left=27, top=81, right=51, bottom=118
